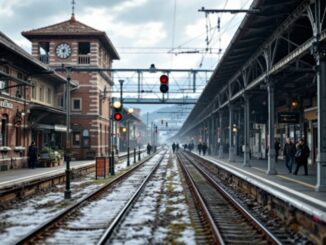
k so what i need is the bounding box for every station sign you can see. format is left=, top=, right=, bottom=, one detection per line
left=278, top=112, right=300, bottom=124
left=0, top=100, right=13, bottom=109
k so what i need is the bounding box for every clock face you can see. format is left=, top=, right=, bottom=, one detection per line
left=55, top=43, right=72, bottom=59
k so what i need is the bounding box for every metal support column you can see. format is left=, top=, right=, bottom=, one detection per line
left=243, top=94, right=251, bottom=167
left=127, top=120, right=130, bottom=166
left=211, top=114, right=216, bottom=155
left=218, top=111, right=224, bottom=157
left=229, top=105, right=235, bottom=162
left=267, top=82, right=277, bottom=175
left=314, top=43, right=326, bottom=190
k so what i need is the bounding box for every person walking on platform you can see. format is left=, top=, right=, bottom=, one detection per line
left=147, top=143, right=152, bottom=155
left=172, top=142, right=176, bottom=153
left=202, top=142, right=208, bottom=156
left=274, top=139, right=281, bottom=162
left=293, top=138, right=310, bottom=176
left=283, top=138, right=296, bottom=173
left=28, top=141, right=38, bottom=169
left=176, top=143, right=179, bottom=152
left=198, top=142, right=202, bottom=155
left=189, top=142, right=193, bottom=152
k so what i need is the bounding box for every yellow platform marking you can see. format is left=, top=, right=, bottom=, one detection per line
left=250, top=166, right=314, bottom=189
left=277, top=175, right=315, bottom=189
left=252, top=167, right=265, bottom=173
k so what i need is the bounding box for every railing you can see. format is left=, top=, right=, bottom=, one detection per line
left=39, top=55, right=49, bottom=64
left=78, top=55, right=90, bottom=64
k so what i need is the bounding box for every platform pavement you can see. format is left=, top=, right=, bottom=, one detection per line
left=193, top=151, right=326, bottom=220
left=0, top=150, right=140, bottom=190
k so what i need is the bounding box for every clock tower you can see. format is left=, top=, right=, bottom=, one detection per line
left=22, top=15, right=120, bottom=159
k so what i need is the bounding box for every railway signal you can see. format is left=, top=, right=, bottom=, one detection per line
left=160, top=74, right=169, bottom=93
left=113, top=100, right=123, bottom=121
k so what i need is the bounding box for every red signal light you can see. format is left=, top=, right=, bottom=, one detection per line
left=114, top=112, right=122, bottom=121
left=160, top=74, right=169, bottom=84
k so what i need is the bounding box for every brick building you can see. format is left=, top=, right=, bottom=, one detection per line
left=22, top=15, right=120, bottom=160
left=0, top=32, right=69, bottom=170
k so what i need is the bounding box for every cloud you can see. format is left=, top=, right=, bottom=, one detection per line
left=111, top=0, right=148, bottom=13
left=79, top=7, right=166, bottom=47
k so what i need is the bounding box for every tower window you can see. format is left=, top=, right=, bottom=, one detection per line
left=72, top=98, right=82, bottom=111
left=78, top=42, right=90, bottom=55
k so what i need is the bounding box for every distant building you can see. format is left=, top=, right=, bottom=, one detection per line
left=22, top=15, right=120, bottom=159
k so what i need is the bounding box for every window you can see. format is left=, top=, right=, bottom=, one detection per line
left=58, top=94, right=64, bottom=108
left=0, top=66, right=9, bottom=94
left=0, top=114, right=8, bottom=146
left=47, top=88, right=52, bottom=104
left=32, top=84, right=36, bottom=99
left=82, top=129, right=90, bottom=148
left=15, top=127, right=21, bottom=146
left=39, top=86, right=44, bottom=101
left=16, top=72, right=23, bottom=98
left=72, top=98, right=81, bottom=111
left=78, top=42, right=90, bottom=55
left=73, top=132, right=81, bottom=146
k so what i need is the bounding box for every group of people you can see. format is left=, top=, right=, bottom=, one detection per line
left=172, top=142, right=179, bottom=153
left=197, top=142, right=208, bottom=156
left=183, top=142, right=195, bottom=152
left=282, top=137, right=310, bottom=175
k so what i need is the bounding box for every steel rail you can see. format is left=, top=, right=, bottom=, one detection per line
left=179, top=151, right=282, bottom=245
left=177, top=153, right=224, bottom=245
left=97, top=151, right=166, bottom=245
left=15, top=151, right=159, bottom=245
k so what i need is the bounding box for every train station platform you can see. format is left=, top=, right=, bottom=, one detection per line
left=0, top=160, right=95, bottom=190
left=193, top=152, right=326, bottom=222
left=0, top=150, right=147, bottom=191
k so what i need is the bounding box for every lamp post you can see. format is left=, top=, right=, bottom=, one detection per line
left=111, top=100, right=122, bottom=175
left=127, top=108, right=134, bottom=166
left=63, top=65, right=72, bottom=200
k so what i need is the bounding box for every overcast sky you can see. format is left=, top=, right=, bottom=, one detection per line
left=0, top=0, right=252, bottom=115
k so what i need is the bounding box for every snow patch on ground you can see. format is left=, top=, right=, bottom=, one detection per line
left=111, top=152, right=196, bottom=244
left=0, top=153, right=156, bottom=244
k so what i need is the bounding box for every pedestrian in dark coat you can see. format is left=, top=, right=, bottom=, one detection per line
left=147, top=143, right=152, bottom=155
left=293, top=138, right=310, bottom=176
left=172, top=142, right=176, bottom=153
left=176, top=143, right=179, bottom=152
left=198, top=143, right=202, bottom=155
left=283, top=138, right=296, bottom=173
left=28, top=141, right=38, bottom=169
left=274, top=139, right=281, bottom=162
left=202, top=143, right=208, bottom=156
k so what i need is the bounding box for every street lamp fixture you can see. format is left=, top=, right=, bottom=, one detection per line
left=122, top=127, right=127, bottom=133
left=113, top=100, right=122, bottom=109
left=63, top=64, right=73, bottom=200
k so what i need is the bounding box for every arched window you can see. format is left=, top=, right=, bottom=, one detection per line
left=0, top=114, right=9, bottom=146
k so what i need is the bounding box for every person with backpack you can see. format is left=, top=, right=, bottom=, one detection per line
left=293, top=138, right=310, bottom=176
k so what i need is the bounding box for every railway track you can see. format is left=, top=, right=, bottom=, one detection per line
left=177, top=151, right=283, bottom=245
left=16, top=150, right=166, bottom=245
